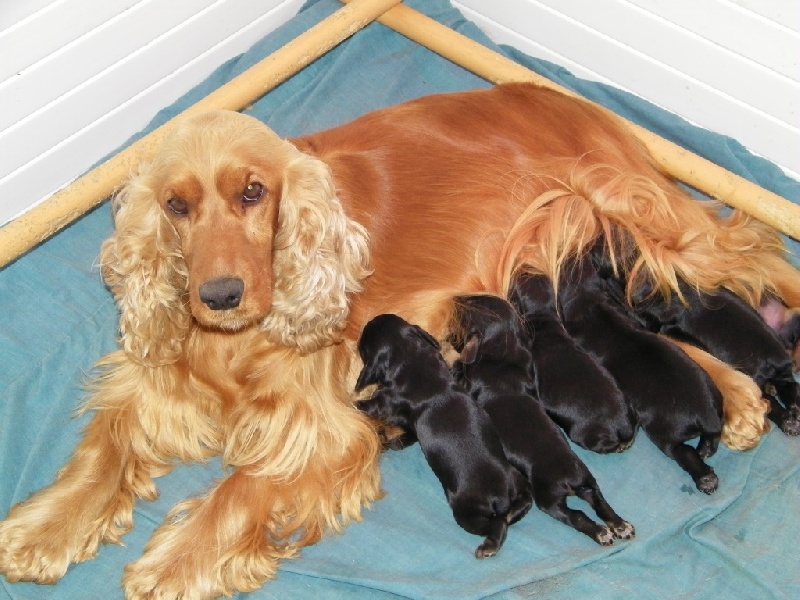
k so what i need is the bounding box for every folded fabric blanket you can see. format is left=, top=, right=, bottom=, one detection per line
left=1, top=1, right=798, bottom=598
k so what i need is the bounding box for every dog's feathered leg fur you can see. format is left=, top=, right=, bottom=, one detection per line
left=123, top=342, right=381, bottom=599
left=0, top=351, right=217, bottom=584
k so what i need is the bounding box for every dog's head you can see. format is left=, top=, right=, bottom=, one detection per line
left=355, top=314, right=441, bottom=390
left=100, top=111, right=371, bottom=365
left=455, top=295, right=531, bottom=369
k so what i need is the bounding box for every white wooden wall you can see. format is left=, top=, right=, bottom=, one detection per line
left=455, top=0, right=800, bottom=181
left=1, top=0, right=798, bottom=228
left=0, top=0, right=306, bottom=227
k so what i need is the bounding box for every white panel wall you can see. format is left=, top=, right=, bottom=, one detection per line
left=454, top=0, right=800, bottom=181
left=1, top=0, right=798, bottom=229
left=0, top=0, right=306, bottom=227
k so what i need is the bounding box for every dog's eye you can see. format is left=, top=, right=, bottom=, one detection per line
left=242, top=182, right=264, bottom=204
left=167, top=198, right=188, bottom=215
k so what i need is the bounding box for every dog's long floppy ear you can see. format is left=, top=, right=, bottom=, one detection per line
left=99, top=167, right=190, bottom=367
left=355, top=347, right=389, bottom=391
left=261, top=147, right=372, bottom=353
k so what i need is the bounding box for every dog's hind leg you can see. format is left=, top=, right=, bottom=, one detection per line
left=765, top=393, right=800, bottom=436
left=696, top=434, right=720, bottom=459
left=667, top=337, right=769, bottom=451
left=764, top=255, right=800, bottom=309
left=577, top=484, right=635, bottom=540
left=660, top=440, right=719, bottom=494
left=474, top=519, right=509, bottom=559
left=537, top=494, right=615, bottom=545
left=767, top=378, right=800, bottom=435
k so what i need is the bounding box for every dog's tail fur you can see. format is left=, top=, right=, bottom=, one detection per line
left=490, top=187, right=609, bottom=298
left=492, top=162, right=788, bottom=308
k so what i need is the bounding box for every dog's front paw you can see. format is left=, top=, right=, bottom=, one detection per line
left=123, top=495, right=283, bottom=600
left=611, top=520, right=635, bottom=540
left=0, top=496, right=117, bottom=585
left=124, top=547, right=279, bottom=600
left=0, top=516, right=77, bottom=584
left=695, top=472, right=719, bottom=495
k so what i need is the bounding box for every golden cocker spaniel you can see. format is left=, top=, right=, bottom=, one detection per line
left=1, top=83, right=797, bottom=598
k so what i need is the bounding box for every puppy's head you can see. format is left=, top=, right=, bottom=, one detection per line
left=355, top=314, right=441, bottom=390
left=508, top=272, right=556, bottom=318
left=455, top=295, right=530, bottom=368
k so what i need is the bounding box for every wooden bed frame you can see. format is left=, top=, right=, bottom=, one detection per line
left=1, top=0, right=797, bottom=269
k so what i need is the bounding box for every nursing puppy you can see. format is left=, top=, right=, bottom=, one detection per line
left=452, top=295, right=634, bottom=545
left=509, top=272, right=635, bottom=453
left=559, top=249, right=723, bottom=494
left=355, top=314, right=532, bottom=558
left=633, top=284, right=800, bottom=436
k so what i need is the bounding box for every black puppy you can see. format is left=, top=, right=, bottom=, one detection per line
left=631, top=283, right=800, bottom=436
left=355, top=313, right=533, bottom=558
left=559, top=249, right=723, bottom=494
left=452, top=295, right=634, bottom=545
left=509, top=272, right=635, bottom=453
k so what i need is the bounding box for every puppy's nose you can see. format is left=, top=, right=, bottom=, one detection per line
left=199, top=277, right=244, bottom=310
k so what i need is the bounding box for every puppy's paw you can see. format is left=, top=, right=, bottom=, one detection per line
left=594, top=526, right=615, bottom=546
left=695, top=472, right=719, bottom=495
left=697, top=438, right=718, bottom=460
left=779, top=409, right=800, bottom=436
left=611, top=520, right=635, bottom=540
left=474, top=539, right=499, bottom=559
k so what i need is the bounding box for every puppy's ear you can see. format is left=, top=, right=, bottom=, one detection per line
left=460, top=333, right=482, bottom=364
left=410, top=324, right=441, bottom=351
left=99, top=166, right=190, bottom=366
left=355, top=347, right=389, bottom=391
left=263, top=147, right=372, bottom=353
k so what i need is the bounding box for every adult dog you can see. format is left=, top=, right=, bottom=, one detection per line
left=1, top=83, right=798, bottom=598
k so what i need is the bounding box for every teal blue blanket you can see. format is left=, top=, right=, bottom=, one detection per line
left=2, top=1, right=799, bottom=598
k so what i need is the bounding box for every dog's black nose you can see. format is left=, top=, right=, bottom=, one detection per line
left=199, top=277, right=244, bottom=310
